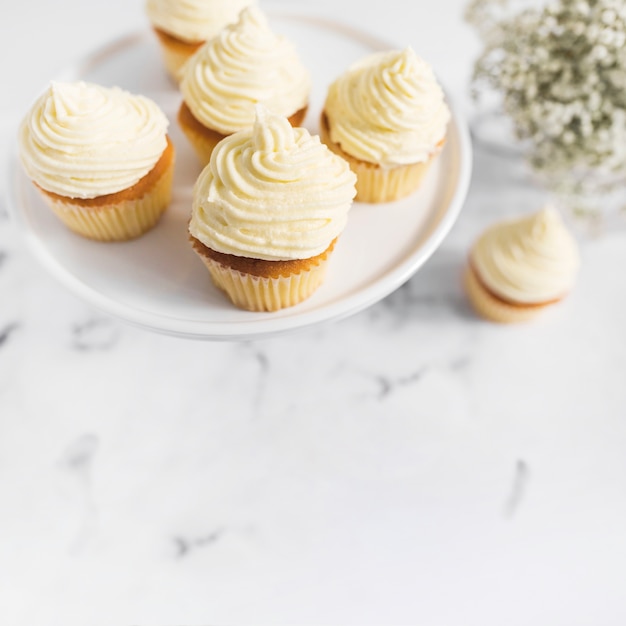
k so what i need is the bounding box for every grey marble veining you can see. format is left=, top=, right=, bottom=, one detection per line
left=3, top=2, right=626, bottom=624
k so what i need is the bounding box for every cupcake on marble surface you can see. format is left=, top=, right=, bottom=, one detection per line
left=189, top=106, right=357, bottom=312
left=464, top=207, right=581, bottom=323
left=18, top=81, right=175, bottom=241
left=178, top=6, right=310, bottom=166
left=320, top=47, right=450, bottom=203
left=146, top=0, right=256, bottom=82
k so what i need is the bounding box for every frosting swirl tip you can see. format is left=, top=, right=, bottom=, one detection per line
left=190, top=106, right=356, bottom=261
left=180, top=5, right=310, bottom=135
left=471, top=205, right=580, bottom=305
left=323, top=46, right=450, bottom=167
left=19, top=81, right=169, bottom=199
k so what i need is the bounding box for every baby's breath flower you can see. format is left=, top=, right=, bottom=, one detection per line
left=602, top=9, right=616, bottom=24
left=467, top=0, right=626, bottom=178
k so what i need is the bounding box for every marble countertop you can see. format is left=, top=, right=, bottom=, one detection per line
left=3, top=1, right=626, bottom=625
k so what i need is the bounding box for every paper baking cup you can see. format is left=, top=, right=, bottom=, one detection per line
left=320, top=113, right=438, bottom=203
left=38, top=143, right=175, bottom=242
left=190, top=237, right=335, bottom=312
left=346, top=156, right=434, bottom=203
left=197, top=254, right=330, bottom=312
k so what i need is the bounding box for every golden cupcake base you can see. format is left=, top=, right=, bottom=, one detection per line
left=190, top=236, right=336, bottom=312
left=37, top=137, right=175, bottom=242
left=152, top=27, right=204, bottom=82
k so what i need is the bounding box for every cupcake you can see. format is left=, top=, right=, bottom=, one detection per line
left=189, top=106, right=357, bottom=312
left=178, top=6, right=310, bottom=166
left=146, top=0, right=256, bottom=82
left=464, top=207, right=580, bottom=323
left=18, top=81, right=174, bottom=241
left=320, top=47, right=450, bottom=203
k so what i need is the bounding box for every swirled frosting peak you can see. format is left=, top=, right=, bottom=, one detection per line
left=180, top=6, right=310, bottom=135
left=189, top=106, right=357, bottom=261
left=146, top=0, right=255, bottom=44
left=471, top=207, right=580, bottom=304
left=19, top=81, right=169, bottom=199
left=324, top=47, right=450, bottom=168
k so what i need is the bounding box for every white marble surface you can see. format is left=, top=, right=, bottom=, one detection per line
left=3, top=1, right=626, bottom=625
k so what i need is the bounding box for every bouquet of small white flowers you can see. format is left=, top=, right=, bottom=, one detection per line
left=466, top=0, right=626, bottom=185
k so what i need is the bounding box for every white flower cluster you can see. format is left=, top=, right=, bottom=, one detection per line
left=466, top=0, right=626, bottom=178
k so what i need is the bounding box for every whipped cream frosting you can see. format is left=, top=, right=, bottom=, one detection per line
left=323, top=47, right=450, bottom=168
left=180, top=6, right=310, bottom=135
left=146, top=0, right=255, bottom=43
left=471, top=207, right=580, bottom=304
left=19, top=82, right=169, bottom=199
left=189, top=107, right=357, bottom=261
